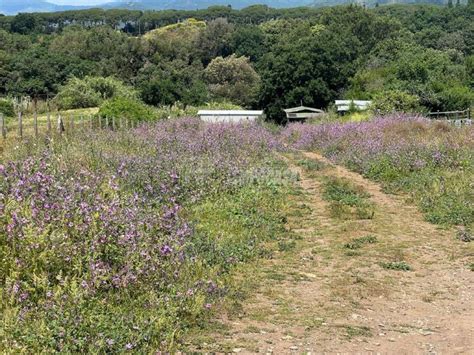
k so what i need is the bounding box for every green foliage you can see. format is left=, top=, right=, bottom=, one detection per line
left=380, top=261, right=411, bottom=271
left=0, top=98, right=14, bottom=117
left=138, top=61, right=208, bottom=107
left=344, top=235, right=378, bottom=250
left=10, top=13, right=37, bottom=34
left=322, top=177, right=375, bottom=220
left=296, top=158, right=326, bottom=172
left=97, top=97, right=156, bottom=122
left=371, top=90, right=422, bottom=114
left=54, top=76, right=138, bottom=110
left=204, top=54, right=260, bottom=107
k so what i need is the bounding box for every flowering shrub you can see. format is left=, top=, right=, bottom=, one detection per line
left=282, top=115, right=474, bottom=227
left=0, top=118, right=290, bottom=352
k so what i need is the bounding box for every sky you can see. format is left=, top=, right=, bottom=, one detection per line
left=48, top=0, right=115, bottom=5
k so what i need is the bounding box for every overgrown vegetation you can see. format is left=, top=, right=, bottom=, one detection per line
left=0, top=119, right=295, bottom=352
left=321, top=177, right=375, bottom=220
left=283, top=116, right=474, bottom=229
left=0, top=4, right=472, bottom=121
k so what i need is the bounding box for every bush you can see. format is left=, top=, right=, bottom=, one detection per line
left=371, top=90, right=422, bottom=114
left=54, top=76, right=138, bottom=110
left=97, top=97, right=157, bottom=123
left=435, top=85, right=474, bottom=111
left=0, top=98, right=14, bottom=117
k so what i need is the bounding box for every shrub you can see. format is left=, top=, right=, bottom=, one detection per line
left=97, top=97, right=156, bottom=123
left=0, top=98, right=14, bottom=117
left=54, top=76, right=138, bottom=110
left=371, top=90, right=422, bottom=114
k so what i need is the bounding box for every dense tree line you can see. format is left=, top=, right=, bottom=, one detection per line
left=0, top=4, right=472, bottom=121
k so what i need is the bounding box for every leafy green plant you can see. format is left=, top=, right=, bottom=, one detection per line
left=381, top=261, right=411, bottom=271
left=322, top=177, right=375, bottom=220
left=371, top=90, right=422, bottom=114
left=344, top=235, right=377, bottom=250
left=0, top=99, right=15, bottom=117
left=296, top=158, right=326, bottom=172
left=54, top=76, right=138, bottom=110
left=97, top=97, right=157, bottom=123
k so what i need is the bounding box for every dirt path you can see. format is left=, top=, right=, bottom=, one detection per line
left=189, top=152, right=474, bottom=354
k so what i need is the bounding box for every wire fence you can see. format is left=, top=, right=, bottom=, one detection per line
left=427, top=108, right=472, bottom=126
left=0, top=112, right=138, bottom=141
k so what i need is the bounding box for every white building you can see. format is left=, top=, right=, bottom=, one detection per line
left=197, top=110, right=265, bottom=123
left=335, top=100, right=372, bottom=112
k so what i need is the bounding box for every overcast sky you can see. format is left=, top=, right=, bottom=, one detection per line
left=48, top=0, right=115, bottom=5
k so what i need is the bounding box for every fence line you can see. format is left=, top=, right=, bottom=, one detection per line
left=428, top=108, right=472, bottom=126
left=0, top=111, right=138, bottom=142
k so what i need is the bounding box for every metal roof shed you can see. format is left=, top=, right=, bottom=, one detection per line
left=335, top=100, right=372, bottom=112
left=197, top=110, right=265, bottom=123
left=283, top=106, right=325, bottom=120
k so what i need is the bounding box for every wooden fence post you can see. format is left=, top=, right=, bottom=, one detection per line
left=18, top=111, right=23, bottom=139
left=106, top=116, right=109, bottom=129
left=34, top=109, right=38, bottom=138
left=99, top=115, right=102, bottom=129
left=89, top=114, right=93, bottom=130
left=47, top=112, right=52, bottom=135
left=112, top=116, right=116, bottom=131
left=58, top=114, right=65, bottom=134
left=0, top=114, right=5, bottom=139
left=119, top=116, right=123, bottom=130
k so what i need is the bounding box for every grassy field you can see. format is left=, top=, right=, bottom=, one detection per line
left=0, top=108, right=98, bottom=154
left=283, top=115, right=474, bottom=231
left=0, top=118, right=297, bottom=352
left=1, top=114, right=473, bottom=352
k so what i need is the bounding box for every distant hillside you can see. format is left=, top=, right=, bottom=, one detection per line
left=102, top=0, right=312, bottom=10
left=0, top=0, right=88, bottom=15
left=0, top=0, right=457, bottom=15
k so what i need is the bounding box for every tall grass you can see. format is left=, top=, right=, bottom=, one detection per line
left=0, top=118, right=293, bottom=352
left=282, top=115, right=474, bottom=228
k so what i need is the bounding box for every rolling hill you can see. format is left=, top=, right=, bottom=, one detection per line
left=0, top=0, right=454, bottom=15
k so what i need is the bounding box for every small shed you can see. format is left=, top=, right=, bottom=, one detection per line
left=197, top=110, right=265, bottom=123
left=335, top=100, right=372, bottom=113
left=283, top=106, right=325, bottom=121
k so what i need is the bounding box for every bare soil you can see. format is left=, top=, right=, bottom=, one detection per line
left=187, top=151, right=474, bottom=354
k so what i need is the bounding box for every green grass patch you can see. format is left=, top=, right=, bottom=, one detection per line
left=296, top=158, right=327, bottom=172
left=321, top=177, right=375, bottom=220
left=344, top=235, right=378, bottom=250
left=380, top=261, right=411, bottom=271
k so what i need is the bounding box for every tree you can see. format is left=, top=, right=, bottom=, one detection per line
left=448, top=0, right=453, bottom=8
left=371, top=90, right=422, bottom=114
left=10, top=13, right=38, bottom=35
left=196, top=18, right=234, bottom=65
left=137, top=60, right=208, bottom=107
left=230, top=25, right=266, bottom=62
left=204, top=54, right=260, bottom=107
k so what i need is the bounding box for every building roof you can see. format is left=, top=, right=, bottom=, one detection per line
left=335, top=100, right=372, bottom=106
left=283, top=106, right=324, bottom=114
left=197, top=110, right=264, bottom=116
left=335, top=100, right=372, bottom=112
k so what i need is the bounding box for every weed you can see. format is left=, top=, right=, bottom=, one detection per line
left=296, top=158, right=326, bottom=172
left=344, top=235, right=378, bottom=249
left=338, top=325, right=372, bottom=338
left=457, top=229, right=473, bottom=242
left=322, top=177, right=375, bottom=220
left=381, top=261, right=411, bottom=271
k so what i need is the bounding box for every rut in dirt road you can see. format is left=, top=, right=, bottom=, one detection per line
left=190, top=151, right=474, bottom=354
